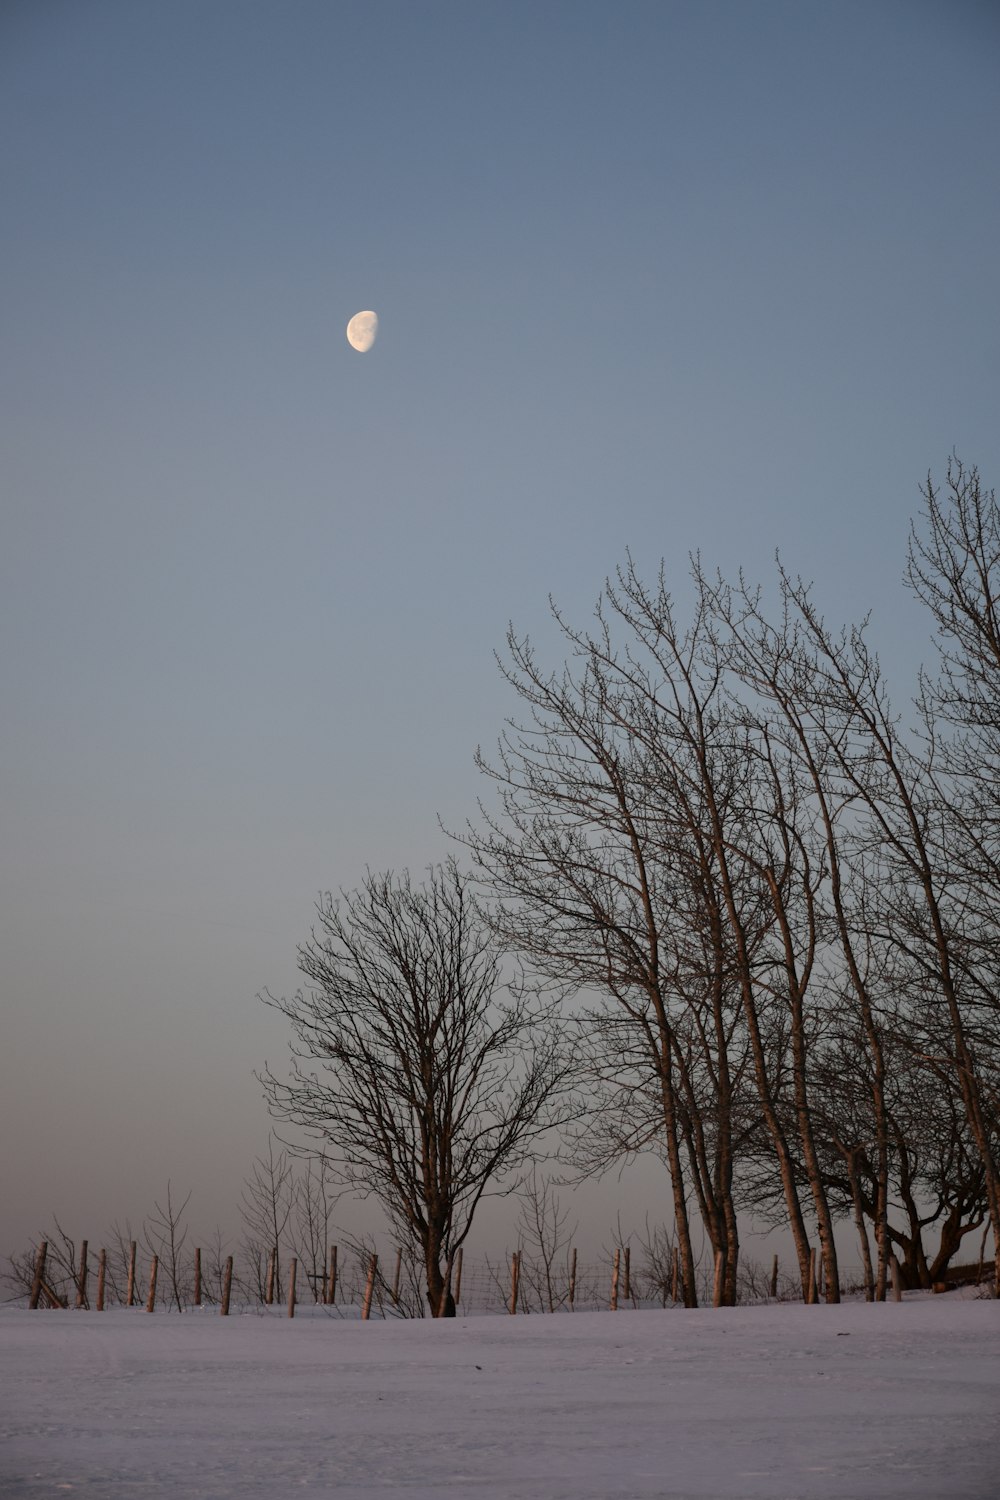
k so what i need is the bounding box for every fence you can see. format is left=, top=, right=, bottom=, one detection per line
left=11, top=1233, right=945, bottom=1318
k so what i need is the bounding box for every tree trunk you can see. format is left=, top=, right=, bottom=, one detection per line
left=843, top=1146, right=875, bottom=1301
left=425, top=1249, right=456, bottom=1318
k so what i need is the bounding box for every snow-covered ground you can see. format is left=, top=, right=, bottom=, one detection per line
left=1, top=1294, right=996, bottom=1499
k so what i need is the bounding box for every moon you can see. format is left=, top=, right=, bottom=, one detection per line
left=346, top=310, right=378, bottom=353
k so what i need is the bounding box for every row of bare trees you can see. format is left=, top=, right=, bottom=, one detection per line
left=11, top=1176, right=848, bottom=1315
left=456, top=458, right=999, bottom=1306
left=13, top=462, right=993, bottom=1319
left=252, top=459, right=996, bottom=1313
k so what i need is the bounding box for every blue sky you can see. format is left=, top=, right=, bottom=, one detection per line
left=2, top=0, right=999, bottom=1254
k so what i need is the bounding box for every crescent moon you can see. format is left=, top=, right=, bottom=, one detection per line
left=346, top=310, right=378, bottom=353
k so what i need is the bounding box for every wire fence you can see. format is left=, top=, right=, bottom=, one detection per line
left=6, top=1229, right=920, bottom=1319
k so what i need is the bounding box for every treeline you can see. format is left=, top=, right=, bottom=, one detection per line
left=462, top=458, right=1000, bottom=1306
left=11, top=461, right=999, bottom=1318
left=256, top=458, right=1000, bottom=1314
left=14, top=1158, right=937, bottom=1317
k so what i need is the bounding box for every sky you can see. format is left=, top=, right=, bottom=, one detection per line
left=2, top=0, right=999, bottom=1262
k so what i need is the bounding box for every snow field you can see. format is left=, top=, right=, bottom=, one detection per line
left=1, top=1296, right=997, bottom=1499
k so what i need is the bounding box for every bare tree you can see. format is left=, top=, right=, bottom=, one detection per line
left=905, top=457, right=1000, bottom=1290
left=288, top=1155, right=338, bottom=1303
left=3, top=1247, right=38, bottom=1303
left=259, top=861, right=574, bottom=1316
left=239, top=1138, right=294, bottom=1303
left=465, top=590, right=724, bottom=1306
left=143, top=1183, right=191, bottom=1312
left=514, top=1170, right=577, bottom=1312
left=635, top=1217, right=677, bottom=1307
left=199, top=1227, right=232, bottom=1306
left=104, top=1220, right=141, bottom=1307
left=11, top=1219, right=80, bottom=1307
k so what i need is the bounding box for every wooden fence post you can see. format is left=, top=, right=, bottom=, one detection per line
left=770, top=1254, right=779, bottom=1299
left=146, top=1256, right=158, bottom=1313
left=29, top=1242, right=48, bottom=1310
left=327, top=1245, right=338, bottom=1306
left=610, top=1248, right=620, bottom=1311
left=76, top=1240, right=89, bottom=1309
left=623, top=1245, right=631, bottom=1302
left=509, top=1251, right=520, bottom=1315
left=194, top=1248, right=201, bottom=1307
left=454, top=1247, right=463, bottom=1306
left=96, top=1249, right=107, bottom=1311
left=220, top=1256, right=233, bottom=1316
left=391, top=1247, right=403, bottom=1306
left=568, top=1247, right=577, bottom=1311
left=287, top=1258, right=297, bottom=1318
left=361, top=1253, right=378, bottom=1320
left=126, top=1242, right=137, bottom=1307
left=890, top=1255, right=902, bottom=1303
left=265, top=1248, right=276, bottom=1305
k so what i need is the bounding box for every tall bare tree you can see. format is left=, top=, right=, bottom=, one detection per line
left=467, top=597, right=708, bottom=1304
left=259, top=861, right=573, bottom=1316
